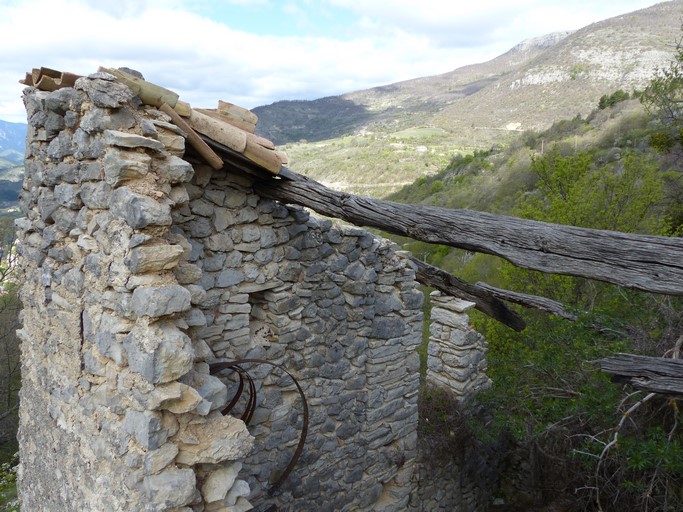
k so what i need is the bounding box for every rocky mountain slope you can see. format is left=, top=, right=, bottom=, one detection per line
left=255, top=1, right=682, bottom=149
left=0, top=120, right=26, bottom=212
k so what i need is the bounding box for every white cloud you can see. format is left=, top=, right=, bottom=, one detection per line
left=0, top=0, right=663, bottom=123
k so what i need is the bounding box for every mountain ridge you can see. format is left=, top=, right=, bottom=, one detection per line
left=254, top=1, right=682, bottom=148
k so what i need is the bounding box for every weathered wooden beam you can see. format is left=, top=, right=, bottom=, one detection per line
left=599, top=353, right=683, bottom=395
left=474, top=282, right=577, bottom=321
left=411, top=258, right=526, bottom=331
left=159, top=103, right=224, bottom=170
left=253, top=170, right=683, bottom=296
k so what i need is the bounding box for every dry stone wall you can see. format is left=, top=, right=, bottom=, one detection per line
left=175, top=155, right=424, bottom=511
left=15, top=71, right=431, bottom=511
left=426, top=292, right=491, bottom=399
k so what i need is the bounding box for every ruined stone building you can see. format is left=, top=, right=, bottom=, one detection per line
left=15, top=67, right=490, bottom=511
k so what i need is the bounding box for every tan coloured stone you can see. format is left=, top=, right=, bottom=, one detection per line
left=201, top=462, right=242, bottom=503
left=174, top=414, right=253, bottom=465
left=125, top=244, right=184, bottom=274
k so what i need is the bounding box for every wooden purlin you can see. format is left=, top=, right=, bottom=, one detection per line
left=159, top=103, right=224, bottom=170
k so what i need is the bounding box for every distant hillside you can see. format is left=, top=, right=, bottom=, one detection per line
left=255, top=1, right=682, bottom=150
left=0, top=120, right=26, bottom=214
left=0, top=120, right=26, bottom=158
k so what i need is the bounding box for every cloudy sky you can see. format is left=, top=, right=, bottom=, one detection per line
left=0, top=0, right=662, bottom=123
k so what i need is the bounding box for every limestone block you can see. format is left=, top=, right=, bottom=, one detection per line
left=205, top=232, right=234, bottom=252
left=131, top=284, right=191, bottom=318
left=174, top=414, right=254, bottom=465
left=45, top=87, right=83, bottom=114
left=430, top=307, right=469, bottom=330
left=143, top=467, right=196, bottom=509
left=124, top=410, right=168, bottom=450
left=110, top=186, right=172, bottom=229
left=80, top=182, right=112, bottom=209
left=125, top=320, right=194, bottom=384
left=156, top=155, right=194, bottom=183
left=135, top=381, right=204, bottom=414
left=47, top=130, right=75, bottom=160
left=104, top=129, right=165, bottom=151
left=53, top=183, right=82, bottom=209
left=125, top=244, right=184, bottom=274
left=201, top=462, right=242, bottom=503
left=430, top=292, right=476, bottom=313
left=180, top=370, right=229, bottom=412
left=157, top=130, right=185, bottom=155
left=175, top=262, right=203, bottom=284
left=103, top=147, right=151, bottom=186
left=370, top=317, right=406, bottom=339
left=186, top=284, right=208, bottom=305
left=161, top=383, right=204, bottom=414
left=222, top=497, right=253, bottom=512
left=75, top=76, right=134, bottom=108
left=73, top=128, right=105, bottom=159
left=217, top=270, right=244, bottom=288
left=80, top=106, right=136, bottom=133
left=143, top=442, right=179, bottom=475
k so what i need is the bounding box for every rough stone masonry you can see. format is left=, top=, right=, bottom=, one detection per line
left=15, top=70, right=489, bottom=511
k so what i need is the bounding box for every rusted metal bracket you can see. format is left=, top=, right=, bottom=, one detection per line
left=209, top=359, right=309, bottom=497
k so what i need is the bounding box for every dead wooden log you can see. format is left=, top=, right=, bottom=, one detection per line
left=411, top=258, right=526, bottom=331
left=474, top=282, right=577, bottom=321
left=253, top=170, right=683, bottom=296
left=599, top=353, right=683, bottom=395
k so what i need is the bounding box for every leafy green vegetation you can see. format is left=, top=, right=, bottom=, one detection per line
left=0, top=218, right=18, bottom=511
left=0, top=453, right=18, bottom=511
left=388, top=65, right=683, bottom=508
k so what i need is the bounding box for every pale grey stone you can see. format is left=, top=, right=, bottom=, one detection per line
left=143, top=442, right=179, bottom=475
left=204, top=188, right=225, bottom=205
left=73, top=128, right=104, bottom=159
left=186, top=284, right=207, bottom=305
left=104, top=129, right=165, bottom=151
left=124, top=320, right=194, bottom=384
left=104, top=147, right=151, bottom=185
left=191, top=199, right=215, bottom=217
left=180, top=370, right=229, bottom=412
left=124, top=410, right=168, bottom=450
left=201, top=463, right=242, bottom=503
left=217, top=269, right=244, bottom=287
left=174, top=414, right=253, bottom=465
left=174, top=263, right=202, bottom=284
left=44, top=111, right=64, bottom=139
left=80, top=182, right=112, bottom=209
left=157, top=155, right=194, bottom=183
left=204, top=232, right=233, bottom=252
left=110, top=187, right=172, bottom=228
left=143, top=468, right=196, bottom=508
left=131, top=284, right=191, bottom=318
left=45, top=87, right=83, bottom=114
left=75, top=76, right=134, bottom=108
left=125, top=245, right=184, bottom=274
left=81, top=107, right=136, bottom=133
left=47, top=131, right=75, bottom=160
left=224, top=189, right=246, bottom=208
left=53, top=183, right=81, bottom=209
